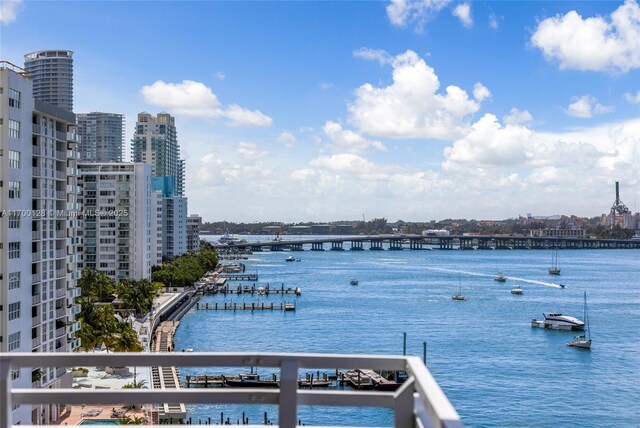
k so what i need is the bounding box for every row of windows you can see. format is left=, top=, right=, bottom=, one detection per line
left=8, top=181, right=20, bottom=199
left=8, top=332, right=20, bottom=351
left=8, top=302, right=20, bottom=321
left=9, top=242, right=20, bottom=259
left=9, top=88, right=21, bottom=108
left=9, top=150, right=20, bottom=168
left=9, top=272, right=21, bottom=289
left=9, top=119, right=20, bottom=139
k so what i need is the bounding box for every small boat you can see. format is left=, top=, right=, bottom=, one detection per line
left=223, top=373, right=278, bottom=388
left=549, top=246, right=561, bottom=275
left=511, top=285, right=523, bottom=294
left=350, top=279, right=359, bottom=285
left=531, top=312, right=585, bottom=330
left=285, top=256, right=295, bottom=262
left=218, top=230, right=247, bottom=245
left=568, top=291, right=592, bottom=350
left=494, top=272, right=507, bottom=282
left=184, top=348, right=193, bottom=352
left=452, top=276, right=467, bottom=301
left=559, top=284, right=566, bottom=288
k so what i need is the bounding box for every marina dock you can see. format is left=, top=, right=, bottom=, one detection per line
left=196, top=302, right=296, bottom=311
left=205, top=284, right=302, bottom=296
left=219, top=273, right=258, bottom=281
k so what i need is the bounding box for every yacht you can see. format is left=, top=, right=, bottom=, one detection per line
left=218, top=231, right=247, bottom=245
left=511, top=285, right=523, bottom=295
left=285, top=256, right=296, bottom=262
left=494, top=272, right=507, bottom=282
left=531, top=312, right=585, bottom=331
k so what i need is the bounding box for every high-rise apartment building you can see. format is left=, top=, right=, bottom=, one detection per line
left=23, top=50, right=74, bottom=112
left=0, top=62, right=81, bottom=425
left=161, top=196, right=188, bottom=258
left=77, top=163, right=155, bottom=281
left=77, top=112, right=124, bottom=162
left=186, top=214, right=202, bottom=252
left=132, top=112, right=185, bottom=196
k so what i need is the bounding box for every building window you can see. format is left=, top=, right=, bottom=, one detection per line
left=8, top=272, right=20, bottom=290
left=8, top=119, right=20, bottom=139
left=8, top=150, right=20, bottom=168
left=8, top=213, right=20, bottom=229
left=8, top=332, right=20, bottom=351
left=8, top=242, right=20, bottom=259
left=11, top=370, right=20, bottom=381
left=9, top=88, right=21, bottom=108
left=8, top=302, right=20, bottom=321
left=8, top=181, right=20, bottom=199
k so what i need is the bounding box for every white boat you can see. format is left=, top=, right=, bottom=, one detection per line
left=452, top=276, right=467, bottom=301
left=511, top=285, right=523, bottom=295
left=568, top=291, right=592, bottom=349
left=494, top=272, right=507, bottom=282
left=285, top=256, right=296, bottom=262
left=219, top=230, right=247, bottom=245
left=531, top=312, right=585, bottom=331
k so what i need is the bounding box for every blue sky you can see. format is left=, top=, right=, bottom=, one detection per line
left=2, top=0, right=639, bottom=222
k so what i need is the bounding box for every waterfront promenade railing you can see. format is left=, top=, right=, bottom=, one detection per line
left=0, top=352, right=463, bottom=428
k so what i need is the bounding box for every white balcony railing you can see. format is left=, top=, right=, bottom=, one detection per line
left=0, top=352, right=463, bottom=428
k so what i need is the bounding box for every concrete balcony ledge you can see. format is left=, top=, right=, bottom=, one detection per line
left=0, top=352, right=463, bottom=428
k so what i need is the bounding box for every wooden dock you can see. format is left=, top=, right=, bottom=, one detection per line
left=206, top=284, right=301, bottom=296
left=195, top=302, right=296, bottom=311
left=219, top=273, right=258, bottom=281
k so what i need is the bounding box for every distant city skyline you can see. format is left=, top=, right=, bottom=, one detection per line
left=2, top=0, right=639, bottom=222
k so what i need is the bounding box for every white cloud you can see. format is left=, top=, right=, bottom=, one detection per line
left=566, top=95, right=614, bottom=118
left=531, top=0, right=640, bottom=73
left=214, top=71, right=226, bottom=80
left=141, top=80, right=272, bottom=127
left=353, top=48, right=393, bottom=65
left=624, top=91, right=640, bottom=103
left=488, top=13, right=498, bottom=29
left=277, top=132, right=296, bottom=148
left=319, top=82, right=334, bottom=90
left=322, top=121, right=387, bottom=153
left=386, top=0, right=452, bottom=31
left=472, top=82, right=491, bottom=101
left=348, top=50, right=483, bottom=140
left=237, top=142, right=268, bottom=161
left=0, top=0, right=22, bottom=23
left=443, top=113, right=532, bottom=168
left=504, top=108, right=533, bottom=125
left=452, top=3, right=472, bottom=28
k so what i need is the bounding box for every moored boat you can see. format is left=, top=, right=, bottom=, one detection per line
left=531, top=312, right=584, bottom=331
left=568, top=292, right=592, bottom=349
left=223, top=373, right=278, bottom=388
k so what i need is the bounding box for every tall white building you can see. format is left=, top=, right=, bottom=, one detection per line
left=132, top=112, right=185, bottom=196
left=186, top=214, right=202, bottom=252
left=23, top=50, right=74, bottom=112
left=76, top=112, right=124, bottom=162
left=162, top=196, right=188, bottom=259
left=0, top=62, right=81, bottom=425
left=77, top=163, right=154, bottom=281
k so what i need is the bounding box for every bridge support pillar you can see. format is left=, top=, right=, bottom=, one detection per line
left=331, top=241, right=344, bottom=251
left=290, top=243, right=304, bottom=251
left=370, top=239, right=384, bottom=251
left=350, top=241, right=364, bottom=251
left=311, top=242, right=324, bottom=251
left=409, top=239, right=423, bottom=250
left=250, top=245, right=263, bottom=252
left=389, top=239, right=403, bottom=250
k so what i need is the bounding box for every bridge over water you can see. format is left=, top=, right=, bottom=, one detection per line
left=213, top=234, right=640, bottom=251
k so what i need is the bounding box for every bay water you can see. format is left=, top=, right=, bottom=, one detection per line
left=173, top=236, right=640, bottom=427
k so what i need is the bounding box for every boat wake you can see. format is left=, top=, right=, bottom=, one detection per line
left=423, top=267, right=563, bottom=288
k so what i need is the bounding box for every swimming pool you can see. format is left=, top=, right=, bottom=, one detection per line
left=78, top=420, right=120, bottom=425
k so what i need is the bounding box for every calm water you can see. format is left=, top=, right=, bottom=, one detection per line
left=174, top=236, right=640, bottom=427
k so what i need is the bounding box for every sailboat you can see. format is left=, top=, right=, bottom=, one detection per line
left=548, top=245, right=561, bottom=275
left=452, top=275, right=467, bottom=301
left=568, top=291, right=591, bottom=350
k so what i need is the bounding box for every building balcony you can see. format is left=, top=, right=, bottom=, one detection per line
left=0, top=352, right=462, bottom=428
left=55, top=150, right=66, bottom=161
